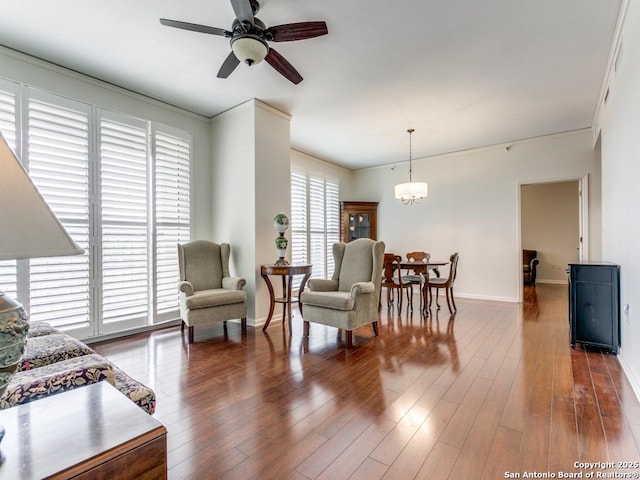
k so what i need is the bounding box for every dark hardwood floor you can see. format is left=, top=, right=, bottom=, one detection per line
left=93, top=284, right=640, bottom=479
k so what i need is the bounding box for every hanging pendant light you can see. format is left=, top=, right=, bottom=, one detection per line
left=394, top=128, right=428, bottom=204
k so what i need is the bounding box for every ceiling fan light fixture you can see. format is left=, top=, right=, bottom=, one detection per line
left=395, top=128, right=428, bottom=205
left=231, top=35, right=268, bottom=65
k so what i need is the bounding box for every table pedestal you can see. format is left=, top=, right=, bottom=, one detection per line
left=260, top=264, right=312, bottom=334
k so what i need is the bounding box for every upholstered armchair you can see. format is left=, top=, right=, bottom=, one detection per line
left=177, top=240, right=247, bottom=343
left=523, top=249, right=540, bottom=286
left=300, top=238, right=385, bottom=348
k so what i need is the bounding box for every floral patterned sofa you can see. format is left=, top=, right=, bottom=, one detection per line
left=0, top=322, right=156, bottom=414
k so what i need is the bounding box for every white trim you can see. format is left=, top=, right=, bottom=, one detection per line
left=618, top=353, right=640, bottom=403
left=536, top=279, right=568, bottom=285
left=0, top=45, right=208, bottom=121
left=354, top=128, right=592, bottom=174
left=592, top=0, right=631, bottom=145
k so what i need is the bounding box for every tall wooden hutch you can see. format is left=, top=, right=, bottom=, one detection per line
left=340, top=201, right=378, bottom=242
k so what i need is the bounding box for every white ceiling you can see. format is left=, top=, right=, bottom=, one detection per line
left=0, top=0, right=622, bottom=170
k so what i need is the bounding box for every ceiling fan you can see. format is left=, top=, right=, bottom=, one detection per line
left=160, top=0, right=328, bottom=84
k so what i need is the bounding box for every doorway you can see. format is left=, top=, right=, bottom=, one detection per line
left=519, top=176, right=588, bottom=299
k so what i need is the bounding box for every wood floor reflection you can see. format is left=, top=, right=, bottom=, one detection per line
left=92, top=284, right=640, bottom=480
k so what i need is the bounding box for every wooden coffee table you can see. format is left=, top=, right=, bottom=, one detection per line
left=0, top=381, right=167, bottom=480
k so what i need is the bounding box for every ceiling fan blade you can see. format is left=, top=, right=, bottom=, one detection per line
left=230, top=0, right=255, bottom=25
left=217, top=51, right=241, bottom=78
left=160, top=18, right=231, bottom=37
left=265, top=22, right=328, bottom=42
left=265, top=48, right=303, bottom=85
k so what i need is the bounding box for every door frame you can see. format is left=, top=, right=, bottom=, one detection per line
left=517, top=174, right=589, bottom=302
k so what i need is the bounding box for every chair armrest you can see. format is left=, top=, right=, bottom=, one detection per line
left=350, top=282, right=375, bottom=298
left=223, top=277, right=246, bottom=290
left=178, top=281, right=194, bottom=295
left=308, top=279, right=339, bottom=291
left=530, top=258, right=540, bottom=269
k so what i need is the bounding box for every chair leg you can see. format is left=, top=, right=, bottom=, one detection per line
left=445, top=288, right=453, bottom=313
left=409, top=286, right=413, bottom=311
left=241, top=317, right=247, bottom=334
left=303, top=320, right=310, bottom=337
left=449, top=288, right=457, bottom=312
left=346, top=330, right=353, bottom=348
left=181, top=320, right=185, bottom=331
left=372, top=321, right=379, bottom=336
left=188, top=325, right=194, bottom=344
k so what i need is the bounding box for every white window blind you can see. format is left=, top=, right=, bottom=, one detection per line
left=290, top=171, right=340, bottom=285
left=154, top=129, right=191, bottom=319
left=0, top=79, right=192, bottom=338
left=0, top=87, right=18, bottom=299
left=325, top=178, right=340, bottom=278
left=309, top=176, right=327, bottom=280
left=99, top=115, right=149, bottom=327
left=290, top=171, right=308, bottom=267
left=26, top=96, right=91, bottom=330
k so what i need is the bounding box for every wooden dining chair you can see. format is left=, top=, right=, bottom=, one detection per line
left=425, top=252, right=459, bottom=314
left=380, top=253, right=413, bottom=312
left=401, top=251, right=431, bottom=310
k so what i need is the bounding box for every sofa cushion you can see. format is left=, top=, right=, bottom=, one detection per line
left=20, top=334, right=95, bottom=371
left=0, top=354, right=115, bottom=409
left=110, top=365, right=156, bottom=415
left=185, top=288, right=246, bottom=310
left=300, top=291, right=355, bottom=311
left=26, top=321, right=62, bottom=338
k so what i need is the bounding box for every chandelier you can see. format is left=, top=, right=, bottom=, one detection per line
left=394, top=128, right=428, bottom=204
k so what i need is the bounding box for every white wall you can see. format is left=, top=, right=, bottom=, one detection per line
left=598, top=0, right=640, bottom=396
left=210, top=100, right=292, bottom=326
left=350, top=130, right=602, bottom=303
left=521, top=181, right=580, bottom=283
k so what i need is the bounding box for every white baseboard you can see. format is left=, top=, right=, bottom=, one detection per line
left=536, top=279, right=568, bottom=285
left=409, top=291, right=518, bottom=303
left=617, top=352, right=640, bottom=403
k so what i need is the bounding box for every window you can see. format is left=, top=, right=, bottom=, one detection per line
left=27, top=94, right=91, bottom=331
left=0, top=80, right=191, bottom=338
left=290, top=170, right=339, bottom=284
left=0, top=85, right=18, bottom=300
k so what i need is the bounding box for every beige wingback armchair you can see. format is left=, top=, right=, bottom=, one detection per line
left=300, top=238, right=385, bottom=348
left=177, top=240, right=247, bottom=343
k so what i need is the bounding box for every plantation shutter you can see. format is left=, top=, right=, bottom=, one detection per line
left=99, top=114, right=149, bottom=329
left=309, top=176, right=326, bottom=280
left=325, top=178, right=340, bottom=279
left=290, top=170, right=340, bottom=286
left=26, top=94, right=91, bottom=330
left=154, top=129, right=191, bottom=320
left=0, top=86, right=18, bottom=298
left=290, top=171, right=308, bottom=266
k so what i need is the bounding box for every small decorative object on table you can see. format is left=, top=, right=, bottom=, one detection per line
left=273, top=212, right=290, bottom=266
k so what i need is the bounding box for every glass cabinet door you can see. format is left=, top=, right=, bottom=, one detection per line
left=341, top=201, right=378, bottom=242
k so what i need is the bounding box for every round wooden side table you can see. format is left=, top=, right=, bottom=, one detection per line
left=260, top=264, right=312, bottom=334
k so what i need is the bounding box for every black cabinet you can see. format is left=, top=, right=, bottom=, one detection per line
left=568, top=262, right=620, bottom=354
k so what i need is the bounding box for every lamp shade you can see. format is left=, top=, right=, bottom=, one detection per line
left=395, top=181, right=429, bottom=202
left=231, top=36, right=268, bottom=65
left=0, top=132, right=84, bottom=261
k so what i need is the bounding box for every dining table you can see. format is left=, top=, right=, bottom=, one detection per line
left=397, top=259, right=449, bottom=314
